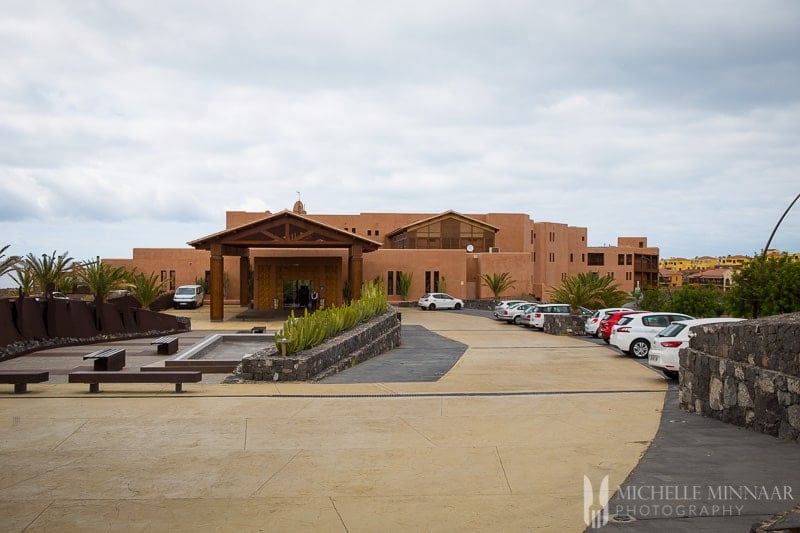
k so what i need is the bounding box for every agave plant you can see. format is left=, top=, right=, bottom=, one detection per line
left=274, top=280, right=388, bottom=355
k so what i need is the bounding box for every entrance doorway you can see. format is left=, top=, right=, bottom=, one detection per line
left=283, top=280, right=313, bottom=310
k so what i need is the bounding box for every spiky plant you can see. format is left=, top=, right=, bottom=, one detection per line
left=397, top=271, right=413, bottom=300
left=547, top=272, right=628, bottom=312
left=22, top=250, right=74, bottom=294
left=128, top=270, right=167, bottom=308
left=480, top=272, right=517, bottom=298
left=0, top=245, right=21, bottom=279
left=75, top=260, right=130, bottom=301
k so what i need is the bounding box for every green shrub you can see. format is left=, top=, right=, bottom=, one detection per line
left=274, top=280, right=388, bottom=355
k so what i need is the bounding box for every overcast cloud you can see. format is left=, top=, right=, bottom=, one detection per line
left=2, top=1, right=799, bottom=283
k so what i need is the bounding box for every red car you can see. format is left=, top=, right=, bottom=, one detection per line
left=598, top=310, right=646, bottom=344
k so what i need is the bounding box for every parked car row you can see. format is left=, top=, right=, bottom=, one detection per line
left=492, top=300, right=591, bottom=329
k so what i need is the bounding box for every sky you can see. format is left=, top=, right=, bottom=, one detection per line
left=2, top=1, right=799, bottom=286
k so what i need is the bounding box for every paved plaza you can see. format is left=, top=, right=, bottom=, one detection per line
left=1, top=307, right=797, bottom=531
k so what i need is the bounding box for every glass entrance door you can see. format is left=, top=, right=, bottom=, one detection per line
left=283, top=279, right=312, bottom=309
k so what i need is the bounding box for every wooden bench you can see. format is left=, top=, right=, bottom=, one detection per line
left=68, top=370, right=202, bottom=393
left=0, top=371, right=50, bottom=394
left=150, top=336, right=179, bottom=355
left=83, top=348, right=126, bottom=371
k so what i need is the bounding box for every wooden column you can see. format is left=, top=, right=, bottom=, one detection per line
left=239, top=255, right=250, bottom=307
left=210, top=245, right=224, bottom=321
left=349, top=244, right=363, bottom=301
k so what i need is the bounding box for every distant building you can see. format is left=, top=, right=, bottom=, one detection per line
left=105, top=204, right=659, bottom=320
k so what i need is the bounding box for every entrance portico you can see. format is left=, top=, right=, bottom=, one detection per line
left=188, top=210, right=381, bottom=321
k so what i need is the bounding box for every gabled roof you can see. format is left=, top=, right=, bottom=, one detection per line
left=385, top=210, right=499, bottom=238
left=188, top=210, right=382, bottom=252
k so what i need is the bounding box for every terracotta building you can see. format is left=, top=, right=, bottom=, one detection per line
left=105, top=203, right=659, bottom=320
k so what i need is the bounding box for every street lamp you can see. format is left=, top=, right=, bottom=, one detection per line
left=762, top=193, right=800, bottom=259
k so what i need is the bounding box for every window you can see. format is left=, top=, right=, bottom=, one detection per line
left=549, top=252, right=555, bottom=262
left=639, top=241, right=644, bottom=248
left=425, top=271, right=441, bottom=292
left=387, top=271, right=394, bottom=295
left=582, top=253, right=585, bottom=263
left=626, top=272, right=632, bottom=281
left=570, top=253, right=574, bottom=263
left=618, top=254, right=625, bottom=265
left=375, top=230, right=380, bottom=236
left=367, top=230, right=372, bottom=236
left=169, top=270, right=176, bottom=290
left=626, top=254, right=632, bottom=265
left=160, top=270, right=167, bottom=282
left=587, top=253, right=605, bottom=266
left=352, top=228, right=357, bottom=233
left=531, top=230, right=534, bottom=244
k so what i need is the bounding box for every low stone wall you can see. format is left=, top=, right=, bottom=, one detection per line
left=542, top=314, right=587, bottom=336
left=233, top=307, right=402, bottom=382
left=679, top=312, right=800, bottom=443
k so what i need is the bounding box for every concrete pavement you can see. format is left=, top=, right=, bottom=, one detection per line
left=2, top=307, right=669, bottom=531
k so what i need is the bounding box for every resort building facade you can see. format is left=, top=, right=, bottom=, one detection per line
left=105, top=203, right=659, bottom=319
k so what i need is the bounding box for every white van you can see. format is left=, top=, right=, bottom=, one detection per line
left=173, top=285, right=204, bottom=309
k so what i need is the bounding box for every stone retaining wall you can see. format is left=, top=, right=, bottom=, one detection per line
left=679, top=312, right=800, bottom=443
left=543, top=314, right=587, bottom=336
left=233, top=307, right=402, bottom=382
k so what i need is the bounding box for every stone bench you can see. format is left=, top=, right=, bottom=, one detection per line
left=0, top=371, right=50, bottom=394
left=68, top=370, right=202, bottom=393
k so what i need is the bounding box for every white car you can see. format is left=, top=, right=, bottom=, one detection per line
left=523, top=303, right=571, bottom=329
left=417, top=293, right=464, bottom=310
left=497, top=302, right=536, bottom=324
left=173, top=285, right=205, bottom=309
left=584, top=307, right=632, bottom=337
left=493, top=300, right=529, bottom=319
left=649, top=318, right=745, bottom=379
left=610, top=312, right=694, bottom=358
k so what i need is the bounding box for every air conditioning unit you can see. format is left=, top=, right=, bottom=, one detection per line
left=489, top=247, right=500, bottom=253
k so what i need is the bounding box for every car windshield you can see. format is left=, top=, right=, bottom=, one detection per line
left=658, top=323, right=687, bottom=338
left=617, top=316, right=634, bottom=326
left=176, top=287, right=195, bottom=295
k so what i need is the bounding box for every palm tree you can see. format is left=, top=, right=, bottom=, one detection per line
left=75, top=260, right=130, bottom=301
left=547, top=272, right=628, bottom=312
left=22, top=250, right=74, bottom=295
left=481, top=272, right=517, bottom=298
left=9, top=267, right=35, bottom=296
left=0, top=245, right=21, bottom=278
left=128, top=270, right=167, bottom=308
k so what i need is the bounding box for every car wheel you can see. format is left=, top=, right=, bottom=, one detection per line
left=631, top=339, right=651, bottom=358
left=512, top=315, right=521, bottom=325
left=454, top=303, right=462, bottom=310
left=664, top=370, right=679, bottom=380
left=429, top=303, right=436, bottom=310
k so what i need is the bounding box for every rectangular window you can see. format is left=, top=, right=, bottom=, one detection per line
left=396, top=271, right=402, bottom=295
left=626, top=254, right=632, bottom=265
left=618, top=254, right=625, bottom=265
left=434, top=271, right=440, bottom=292
left=169, top=270, right=176, bottom=290
left=367, top=230, right=372, bottom=236
left=531, top=230, right=534, bottom=244
left=587, top=253, right=605, bottom=266
left=582, top=253, right=585, bottom=263
left=352, top=228, right=357, bottom=233
left=425, top=271, right=431, bottom=293
left=570, top=253, right=574, bottom=263
left=375, top=230, right=380, bottom=236
left=160, top=270, right=167, bottom=282
left=387, top=271, right=394, bottom=295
